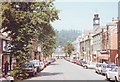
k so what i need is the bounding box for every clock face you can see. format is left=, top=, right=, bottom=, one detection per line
left=95, top=20, right=99, bottom=24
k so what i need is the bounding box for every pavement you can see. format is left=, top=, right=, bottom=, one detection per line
left=27, top=59, right=108, bottom=80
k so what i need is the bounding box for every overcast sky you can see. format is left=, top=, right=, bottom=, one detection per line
left=52, top=0, right=119, bottom=31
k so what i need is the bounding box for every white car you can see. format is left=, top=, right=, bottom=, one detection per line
left=95, top=63, right=103, bottom=74
left=30, top=60, right=41, bottom=72
left=40, top=61, right=45, bottom=71
left=105, top=66, right=119, bottom=82
left=101, top=63, right=116, bottom=75
left=84, top=62, right=96, bottom=69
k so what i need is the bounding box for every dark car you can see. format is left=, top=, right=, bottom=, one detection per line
left=22, top=62, right=37, bottom=77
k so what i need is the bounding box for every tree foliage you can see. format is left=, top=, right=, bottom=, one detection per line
left=1, top=1, right=59, bottom=80
left=63, top=42, right=75, bottom=57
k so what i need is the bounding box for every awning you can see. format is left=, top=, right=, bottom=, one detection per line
left=98, top=54, right=109, bottom=60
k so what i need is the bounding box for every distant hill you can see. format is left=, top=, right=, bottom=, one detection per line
left=56, top=30, right=81, bottom=47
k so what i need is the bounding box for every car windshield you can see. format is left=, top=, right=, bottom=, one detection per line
left=30, top=60, right=40, bottom=65
left=34, top=62, right=39, bottom=65
left=107, top=64, right=116, bottom=68
left=111, top=67, right=118, bottom=72
left=22, top=62, right=33, bottom=68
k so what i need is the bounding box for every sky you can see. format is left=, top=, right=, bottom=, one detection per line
left=52, top=0, right=119, bottom=31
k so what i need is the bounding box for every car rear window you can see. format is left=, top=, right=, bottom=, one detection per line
left=30, top=60, right=40, bottom=65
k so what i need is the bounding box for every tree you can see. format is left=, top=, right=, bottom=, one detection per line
left=37, top=24, right=57, bottom=58
left=63, top=42, right=75, bottom=57
left=1, top=1, right=59, bottom=80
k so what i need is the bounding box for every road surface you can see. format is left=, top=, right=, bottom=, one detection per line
left=29, top=59, right=107, bottom=80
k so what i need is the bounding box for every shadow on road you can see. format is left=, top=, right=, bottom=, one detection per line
left=38, top=72, right=63, bottom=77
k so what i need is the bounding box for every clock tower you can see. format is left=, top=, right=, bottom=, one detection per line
left=93, top=13, right=100, bottom=28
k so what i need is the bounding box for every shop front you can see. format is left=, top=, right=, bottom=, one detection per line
left=2, top=53, right=13, bottom=72
left=98, top=54, right=109, bottom=63
left=2, top=39, right=13, bottom=73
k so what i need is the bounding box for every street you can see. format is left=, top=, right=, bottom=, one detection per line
left=28, top=59, right=107, bottom=80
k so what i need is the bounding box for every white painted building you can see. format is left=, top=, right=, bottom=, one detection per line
left=52, top=46, right=65, bottom=58
left=72, top=36, right=81, bottom=56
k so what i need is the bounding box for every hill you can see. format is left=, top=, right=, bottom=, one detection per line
left=56, top=30, right=81, bottom=47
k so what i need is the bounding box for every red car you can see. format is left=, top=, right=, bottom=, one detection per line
left=70, top=59, right=77, bottom=63
left=76, top=59, right=87, bottom=66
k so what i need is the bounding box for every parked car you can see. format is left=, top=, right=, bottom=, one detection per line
left=43, top=59, right=49, bottom=67
left=95, top=63, right=103, bottom=74
left=83, top=62, right=96, bottom=69
left=76, top=59, right=87, bottom=66
left=21, top=62, right=37, bottom=77
left=66, top=57, right=70, bottom=61
left=75, top=60, right=81, bottom=65
left=40, top=60, right=45, bottom=71
left=50, top=58, right=56, bottom=63
left=105, top=66, right=119, bottom=82
left=30, top=60, right=41, bottom=72
left=70, top=59, right=77, bottom=63
left=101, top=63, right=116, bottom=75
left=80, top=60, right=87, bottom=66
left=47, top=58, right=56, bottom=64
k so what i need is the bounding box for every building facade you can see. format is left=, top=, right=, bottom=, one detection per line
left=72, top=36, right=81, bottom=59
left=79, top=13, right=118, bottom=64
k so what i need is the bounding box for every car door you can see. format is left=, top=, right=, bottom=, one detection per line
left=108, top=68, right=114, bottom=80
left=109, top=67, right=117, bottom=80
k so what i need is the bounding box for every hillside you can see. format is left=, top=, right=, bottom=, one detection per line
left=56, top=30, right=81, bottom=47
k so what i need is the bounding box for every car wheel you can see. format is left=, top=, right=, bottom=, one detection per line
left=95, top=70, right=97, bottom=73
left=105, top=74, right=110, bottom=81
left=98, top=70, right=101, bottom=74
left=115, top=76, right=118, bottom=82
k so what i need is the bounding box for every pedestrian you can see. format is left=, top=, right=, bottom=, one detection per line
left=4, top=61, right=9, bottom=75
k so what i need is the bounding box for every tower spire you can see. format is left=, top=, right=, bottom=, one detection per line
left=93, top=12, right=100, bottom=29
